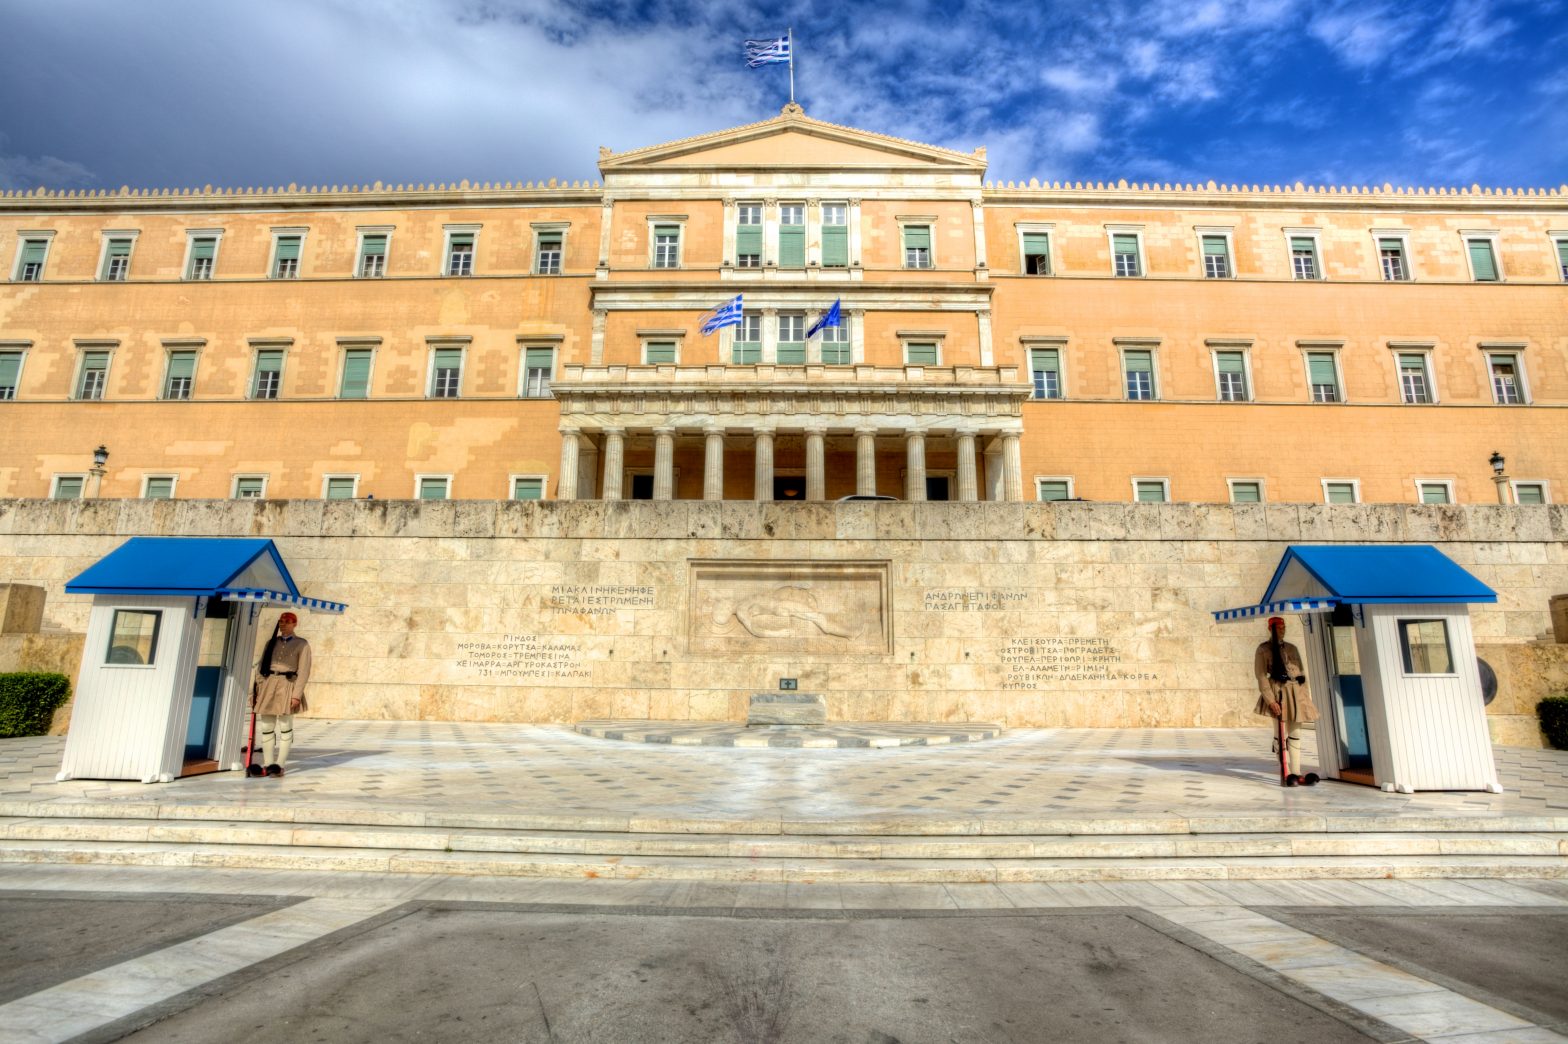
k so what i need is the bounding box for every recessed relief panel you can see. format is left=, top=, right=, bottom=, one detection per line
left=687, top=560, right=892, bottom=657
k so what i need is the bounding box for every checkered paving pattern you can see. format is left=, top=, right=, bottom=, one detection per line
left=5, top=723, right=1567, bottom=823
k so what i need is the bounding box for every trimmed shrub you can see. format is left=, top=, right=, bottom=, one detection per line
left=0, top=673, right=71, bottom=738
left=1540, top=696, right=1568, bottom=751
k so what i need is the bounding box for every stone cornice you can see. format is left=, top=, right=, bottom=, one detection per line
left=984, top=180, right=1568, bottom=212
left=0, top=181, right=603, bottom=214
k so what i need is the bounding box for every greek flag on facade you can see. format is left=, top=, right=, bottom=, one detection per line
left=806, top=299, right=842, bottom=338
left=745, top=36, right=790, bottom=66
left=699, top=294, right=744, bottom=335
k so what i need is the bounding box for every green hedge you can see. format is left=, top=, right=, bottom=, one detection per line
left=0, top=673, right=71, bottom=738
left=1540, top=696, right=1568, bottom=751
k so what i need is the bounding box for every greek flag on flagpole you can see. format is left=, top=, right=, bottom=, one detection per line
left=699, top=294, right=744, bottom=335
left=806, top=299, right=841, bottom=338
left=745, top=36, right=790, bottom=66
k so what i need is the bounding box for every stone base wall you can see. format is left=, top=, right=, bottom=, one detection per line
left=0, top=498, right=1563, bottom=732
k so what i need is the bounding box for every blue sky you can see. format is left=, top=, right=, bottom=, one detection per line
left=1, top=0, right=1563, bottom=192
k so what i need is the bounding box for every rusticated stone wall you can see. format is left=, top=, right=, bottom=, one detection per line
left=0, top=498, right=1562, bottom=740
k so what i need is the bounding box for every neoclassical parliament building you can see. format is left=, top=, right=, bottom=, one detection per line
left=2, top=104, right=1566, bottom=507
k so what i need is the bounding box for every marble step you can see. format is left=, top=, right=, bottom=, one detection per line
left=0, top=838, right=1564, bottom=883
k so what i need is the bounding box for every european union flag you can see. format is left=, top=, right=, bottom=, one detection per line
left=806, top=299, right=841, bottom=338
left=699, top=294, right=744, bottom=335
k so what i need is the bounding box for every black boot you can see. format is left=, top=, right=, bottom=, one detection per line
left=1302, top=772, right=1320, bottom=786
left=1284, top=774, right=1299, bottom=787
left=266, top=764, right=284, bottom=777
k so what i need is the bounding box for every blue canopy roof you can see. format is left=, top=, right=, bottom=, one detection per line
left=1213, top=544, right=1494, bottom=622
left=66, top=538, right=346, bottom=614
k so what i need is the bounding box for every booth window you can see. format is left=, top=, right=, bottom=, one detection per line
left=107, top=609, right=161, bottom=666
left=1399, top=619, right=1454, bottom=675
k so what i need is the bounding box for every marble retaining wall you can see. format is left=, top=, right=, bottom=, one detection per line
left=0, top=499, right=1563, bottom=740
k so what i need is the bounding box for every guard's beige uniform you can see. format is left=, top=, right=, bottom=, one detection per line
left=251, top=635, right=310, bottom=768
left=1254, top=639, right=1317, bottom=776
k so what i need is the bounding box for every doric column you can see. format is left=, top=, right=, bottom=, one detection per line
left=557, top=427, right=581, bottom=501
left=601, top=427, right=625, bottom=500
left=805, top=427, right=826, bottom=501
left=855, top=427, right=878, bottom=496
left=753, top=427, right=775, bottom=501
left=653, top=427, right=675, bottom=501
left=703, top=427, right=725, bottom=501
left=905, top=431, right=927, bottom=502
left=955, top=428, right=979, bottom=502
left=1001, top=431, right=1023, bottom=502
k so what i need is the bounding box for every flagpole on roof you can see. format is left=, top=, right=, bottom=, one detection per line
left=788, top=27, right=795, bottom=104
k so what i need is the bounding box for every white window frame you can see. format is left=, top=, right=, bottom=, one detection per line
left=1283, top=227, right=1323, bottom=281
left=819, top=201, right=849, bottom=269
left=1105, top=225, right=1145, bottom=278
left=141, top=474, right=178, bottom=499
left=248, top=341, right=288, bottom=401
left=1208, top=342, right=1253, bottom=403
left=1023, top=339, right=1067, bottom=400
left=426, top=341, right=467, bottom=398
left=817, top=316, right=851, bottom=365
left=0, top=342, right=29, bottom=401
left=355, top=226, right=393, bottom=279
left=161, top=342, right=202, bottom=401
left=1016, top=222, right=1055, bottom=276
left=1459, top=229, right=1503, bottom=283
left=641, top=335, right=682, bottom=365
left=518, top=342, right=558, bottom=397
left=899, top=333, right=944, bottom=366
left=898, top=217, right=936, bottom=270
left=1299, top=342, right=1346, bottom=404
left=1195, top=226, right=1236, bottom=279
left=1414, top=479, right=1455, bottom=505
left=95, top=230, right=139, bottom=282
left=647, top=216, right=686, bottom=270
left=1552, top=233, right=1568, bottom=283
left=1480, top=343, right=1529, bottom=405
left=322, top=474, right=360, bottom=500
left=73, top=343, right=115, bottom=401
left=268, top=227, right=307, bottom=280
left=10, top=230, right=56, bottom=282
left=776, top=202, right=806, bottom=270
left=1373, top=229, right=1413, bottom=282
left=1035, top=476, right=1075, bottom=501
left=1510, top=480, right=1549, bottom=504
left=1131, top=477, right=1170, bottom=503
left=414, top=474, right=453, bottom=500
left=1322, top=479, right=1361, bottom=504
left=51, top=474, right=87, bottom=499
left=232, top=474, right=269, bottom=499
left=443, top=224, right=480, bottom=277
left=182, top=229, right=224, bottom=281
left=734, top=202, right=764, bottom=268
left=532, top=222, right=567, bottom=276
left=1227, top=478, right=1266, bottom=504
left=510, top=474, right=548, bottom=500
left=1117, top=341, right=1159, bottom=401
left=336, top=340, right=378, bottom=400
left=1390, top=343, right=1438, bottom=404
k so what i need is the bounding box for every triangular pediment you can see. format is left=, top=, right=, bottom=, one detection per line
left=600, top=106, right=986, bottom=174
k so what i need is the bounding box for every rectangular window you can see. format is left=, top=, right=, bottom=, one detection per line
left=522, top=347, right=554, bottom=397
left=76, top=350, right=110, bottom=400
left=358, top=233, right=388, bottom=278
left=1513, top=482, right=1547, bottom=505
left=143, top=476, right=176, bottom=499
left=1123, top=349, right=1155, bottom=400
left=735, top=205, right=762, bottom=268
left=1022, top=232, right=1051, bottom=275
left=429, top=347, right=463, bottom=398
left=512, top=476, right=544, bottom=500
left=324, top=476, right=358, bottom=500
left=164, top=350, right=196, bottom=400
left=1201, top=235, right=1231, bottom=278
left=186, top=236, right=217, bottom=280
left=820, top=321, right=850, bottom=365
left=340, top=348, right=373, bottom=399
left=0, top=350, right=21, bottom=400
left=1307, top=352, right=1340, bottom=403
left=1399, top=619, right=1453, bottom=674
left=1417, top=481, right=1452, bottom=505
left=15, top=237, right=49, bottom=281
left=1557, top=238, right=1568, bottom=282
left=821, top=203, right=848, bottom=267
left=52, top=475, right=84, bottom=500
left=778, top=204, right=805, bottom=269
left=252, top=349, right=284, bottom=400
left=1029, top=348, right=1061, bottom=399
left=1290, top=237, right=1319, bottom=280
left=1134, top=479, right=1168, bottom=503
left=1466, top=238, right=1499, bottom=282
left=1324, top=481, right=1358, bottom=504
left=1229, top=480, right=1262, bottom=504
left=732, top=313, right=761, bottom=365
left=446, top=232, right=475, bottom=276
left=1398, top=352, right=1431, bottom=404
left=1488, top=354, right=1522, bottom=404
left=535, top=230, right=563, bottom=275
left=107, top=609, right=161, bottom=666
left=903, top=225, right=932, bottom=269
left=904, top=341, right=938, bottom=366
left=271, top=234, right=302, bottom=279
left=1037, top=479, right=1071, bottom=502
left=652, top=224, right=681, bottom=268
left=418, top=476, right=450, bottom=500
left=1112, top=233, right=1141, bottom=277
left=1214, top=351, right=1249, bottom=402
left=1379, top=237, right=1409, bottom=281
left=777, top=314, right=806, bottom=364
left=234, top=476, right=266, bottom=499
left=100, top=237, right=133, bottom=281
left=644, top=340, right=677, bottom=364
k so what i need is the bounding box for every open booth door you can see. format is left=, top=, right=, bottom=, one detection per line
left=1320, top=605, right=1373, bottom=785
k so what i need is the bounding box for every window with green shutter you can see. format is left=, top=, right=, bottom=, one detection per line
left=1022, top=232, right=1050, bottom=274
left=821, top=203, right=848, bottom=267
left=164, top=351, right=196, bottom=400
left=0, top=351, right=21, bottom=400
left=512, top=477, right=544, bottom=500
left=252, top=349, right=283, bottom=399
left=77, top=351, right=110, bottom=400
left=820, top=321, right=850, bottom=364
left=1467, top=238, right=1498, bottom=281
left=1112, top=233, right=1141, bottom=276
left=1123, top=349, right=1154, bottom=400
left=1398, top=352, right=1430, bottom=404
left=53, top=476, right=84, bottom=500
left=1037, top=479, right=1070, bottom=502
left=735, top=204, right=762, bottom=267
left=1418, top=482, right=1451, bottom=505
left=776, top=314, right=805, bottom=364
left=324, top=476, right=357, bottom=500
left=1324, top=481, right=1357, bottom=504
left=446, top=231, right=475, bottom=276
left=16, top=238, right=49, bottom=281
left=418, top=477, right=450, bottom=500
left=234, top=476, right=266, bottom=499
left=358, top=233, right=388, bottom=277
left=903, top=225, right=932, bottom=269
left=652, top=225, right=680, bottom=268
left=1029, top=348, right=1060, bottom=399
left=1290, top=237, right=1319, bottom=280
left=340, top=349, right=373, bottom=399
left=101, top=238, right=133, bottom=281
left=1514, top=483, right=1546, bottom=505
left=272, top=235, right=302, bottom=279
left=644, top=341, right=677, bottom=364
left=187, top=236, right=217, bottom=279
left=1307, top=352, right=1340, bottom=402
left=1229, top=481, right=1262, bottom=504
left=732, top=314, right=761, bottom=365
left=535, top=230, right=563, bottom=275
left=523, top=347, right=554, bottom=397
left=778, top=204, right=805, bottom=268
left=1557, top=239, right=1568, bottom=281
left=144, top=476, right=175, bottom=500
left=1134, top=480, right=1167, bottom=503
left=1214, top=351, right=1247, bottom=402
left=1201, top=235, right=1231, bottom=278
left=1379, top=237, right=1409, bottom=280
left=904, top=342, right=938, bottom=365
left=430, top=347, right=463, bottom=397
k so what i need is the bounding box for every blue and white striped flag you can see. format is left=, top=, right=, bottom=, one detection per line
left=806, top=299, right=842, bottom=338
left=745, top=36, right=790, bottom=67
left=699, top=294, right=744, bottom=335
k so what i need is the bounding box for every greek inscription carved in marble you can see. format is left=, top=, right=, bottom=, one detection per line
left=999, top=636, right=1157, bottom=688
left=688, top=560, right=892, bottom=656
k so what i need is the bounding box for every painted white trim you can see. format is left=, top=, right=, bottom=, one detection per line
left=900, top=337, right=942, bottom=366
left=1480, top=345, right=1530, bottom=405
left=1458, top=229, right=1503, bottom=282
left=0, top=343, right=29, bottom=400
left=321, top=474, right=360, bottom=499
left=72, top=342, right=115, bottom=401
left=1282, top=227, right=1324, bottom=280
left=335, top=339, right=379, bottom=400
left=248, top=342, right=287, bottom=400
left=509, top=473, right=548, bottom=500
left=413, top=473, right=453, bottom=500
left=425, top=339, right=468, bottom=398
left=140, top=474, right=178, bottom=499
left=181, top=229, right=224, bottom=280
left=1510, top=479, right=1549, bottom=504
left=231, top=474, right=269, bottom=499
left=1208, top=342, right=1253, bottom=402
left=647, top=215, right=687, bottom=270
left=1104, top=224, right=1145, bottom=277
left=1298, top=343, right=1347, bottom=404
left=354, top=225, right=394, bottom=278
left=10, top=230, right=56, bottom=282
left=50, top=474, right=87, bottom=499
left=1194, top=225, right=1236, bottom=279
left=1389, top=343, right=1439, bottom=405
left=267, top=226, right=308, bottom=280
left=442, top=223, right=481, bottom=276
left=1014, top=221, right=1055, bottom=275
left=1226, top=477, right=1266, bottom=504
left=94, top=230, right=140, bottom=282
left=897, top=217, right=936, bottom=270
left=1130, top=476, right=1170, bottom=503
left=518, top=343, right=557, bottom=397
left=1413, top=478, right=1455, bottom=505
left=1371, top=228, right=1414, bottom=281
left=1322, top=478, right=1361, bottom=504
left=1034, top=475, right=1075, bottom=501
left=159, top=343, right=202, bottom=401
left=531, top=221, right=568, bottom=275
left=1117, top=342, right=1159, bottom=400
